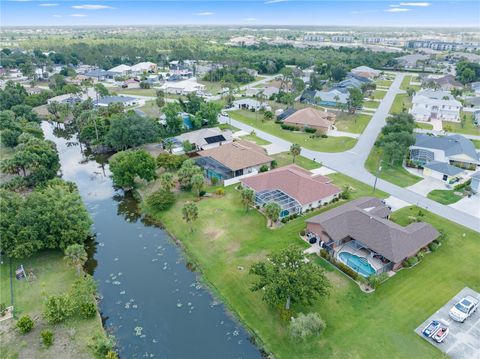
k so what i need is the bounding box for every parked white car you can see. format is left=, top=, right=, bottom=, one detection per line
left=449, top=295, right=479, bottom=322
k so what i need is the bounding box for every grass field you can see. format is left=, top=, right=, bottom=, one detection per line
left=443, top=112, right=480, bottom=136
left=110, top=87, right=157, bottom=97
left=472, top=139, right=480, bottom=149
left=229, top=110, right=357, bottom=152
left=198, top=80, right=223, bottom=95
left=137, top=100, right=162, bottom=118
left=416, top=122, right=434, bottom=130
left=373, top=90, right=386, bottom=100
left=334, top=113, right=372, bottom=134
left=241, top=133, right=271, bottom=145
left=427, top=189, right=464, bottom=205
left=399, top=75, right=420, bottom=91
left=365, top=145, right=422, bottom=187
left=0, top=251, right=105, bottom=359
left=363, top=100, right=380, bottom=109
left=142, top=176, right=477, bottom=359
left=376, top=79, right=393, bottom=87
left=270, top=152, right=320, bottom=170
left=390, top=94, right=412, bottom=115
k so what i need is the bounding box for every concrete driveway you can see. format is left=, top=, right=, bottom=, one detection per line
left=415, top=287, right=480, bottom=359
left=407, top=177, right=447, bottom=196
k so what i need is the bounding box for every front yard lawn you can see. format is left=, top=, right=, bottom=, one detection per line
left=334, top=113, right=372, bottom=134
left=0, top=251, right=105, bottom=359
left=142, top=178, right=478, bottom=359
left=241, top=133, right=271, bottom=145
left=363, top=101, right=380, bottom=109
left=270, top=152, right=320, bottom=170
left=390, top=94, right=412, bottom=115
left=376, top=79, right=393, bottom=87
left=373, top=90, right=386, bottom=100
left=365, top=145, right=422, bottom=187
left=471, top=139, right=480, bottom=149
left=229, top=110, right=357, bottom=152
left=416, top=122, right=433, bottom=130
left=137, top=100, right=162, bottom=118
left=427, top=189, right=464, bottom=205
left=110, top=87, right=157, bottom=97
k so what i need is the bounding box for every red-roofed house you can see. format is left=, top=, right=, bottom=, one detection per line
left=240, top=164, right=341, bottom=218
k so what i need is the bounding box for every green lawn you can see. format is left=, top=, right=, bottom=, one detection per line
left=363, top=101, right=380, bottom=109
left=137, top=100, right=162, bottom=118
left=110, top=87, right=157, bottom=97
left=376, top=79, right=393, bottom=87
left=365, top=145, right=422, bottom=187
left=270, top=152, right=320, bottom=170
left=373, top=90, right=386, bottom=100
left=399, top=75, right=420, bottom=91
left=390, top=94, right=412, bottom=115
left=142, top=179, right=477, bottom=359
left=335, top=113, right=372, bottom=134
left=427, top=189, right=464, bottom=205
left=229, top=110, right=357, bottom=152
left=443, top=112, right=480, bottom=136
left=0, top=251, right=105, bottom=359
left=416, top=122, right=434, bottom=130
left=241, top=133, right=271, bottom=145
left=471, top=139, right=480, bottom=149
left=198, top=80, right=223, bottom=94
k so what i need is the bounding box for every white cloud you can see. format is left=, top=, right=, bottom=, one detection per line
left=399, top=2, right=431, bottom=6
left=39, top=3, right=59, bottom=7
left=385, top=8, right=411, bottom=12
left=70, top=13, right=87, bottom=17
left=71, top=4, right=113, bottom=10
left=264, top=0, right=288, bottom=4
left=243, top=17, right=257, bottom=21
left=389, top=4, right=401, bottom=7
left=195, top=12, right=214, bottom=16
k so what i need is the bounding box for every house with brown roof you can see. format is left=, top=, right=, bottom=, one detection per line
left=240, top=164, right=341, bottom=218
left=195, top=140, right=273, bottom=181
left=306, top=197, right=440, bottom=275
left=282, top=107, right=335, bottom=134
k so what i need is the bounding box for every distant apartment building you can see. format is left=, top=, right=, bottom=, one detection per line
left=331, top=35, right=354, bottom=43
left=406, top=40, right=480, bottom=52
left=303, top=33, right=324, bottom=42
left=410, top=90, right=462, bottom=123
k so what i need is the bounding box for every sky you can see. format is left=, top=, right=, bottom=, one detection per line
left=2, top=0, right=479, bottom=27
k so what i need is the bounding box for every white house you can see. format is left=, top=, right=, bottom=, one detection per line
left=161, top=78, right=205, bottom=95
left=232, top=99, right=271, bottom=112
left=95, top=96, right=144, bottom=108
left=167, top=127, right=233, bottom=154
left=131, top=62, right=157, bottom=75
left=409, top=90, right=462, bottom=122
left=108, top=64, right=132, bottom=77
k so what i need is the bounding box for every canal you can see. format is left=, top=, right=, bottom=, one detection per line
left=43, top=122, right=261, bottom=359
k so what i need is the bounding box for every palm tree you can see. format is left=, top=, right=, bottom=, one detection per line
left=264, top=202, right=281, bottom=227
left=190, top=174, right=204, bottom=197
left=64, top=244, right=88, bottom=276
left=182, top=202, right=199, bottom=232
left=241, top=188, right=255, bottom=212
left=159, top=172, right=174, bottom=192
left=290, top=143, right=301, bottom=163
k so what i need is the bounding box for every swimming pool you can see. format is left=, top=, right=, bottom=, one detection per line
left=338, top=252, right=376, bottom=277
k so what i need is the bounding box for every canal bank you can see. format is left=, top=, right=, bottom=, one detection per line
left=43, top=122, right=262, bottom=359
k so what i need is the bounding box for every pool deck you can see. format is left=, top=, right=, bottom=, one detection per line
left=336, top=246, right=386, bottom=272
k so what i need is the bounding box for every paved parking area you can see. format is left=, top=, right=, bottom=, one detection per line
left=450, top=195, right=480, bottom=220
left=415, top=287, right=480, bottom=359
left=407, top=177, right=446, bottom=196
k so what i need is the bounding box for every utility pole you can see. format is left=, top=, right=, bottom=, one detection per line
left=373, top=161, right=383, bottom=193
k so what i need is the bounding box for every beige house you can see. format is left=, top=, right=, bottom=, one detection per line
left=282, top=107, right=335, bottom=133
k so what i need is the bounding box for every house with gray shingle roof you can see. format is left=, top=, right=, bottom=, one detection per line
left=423, top=161, right=467, bottom=183
left=410, top=134, right=479, bottom=171
left=470, top=171, right=480, bottom=194
left=306, top=197, right=440, bottom=273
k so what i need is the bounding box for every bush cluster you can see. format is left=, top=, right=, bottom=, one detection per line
left=428, top=242, right=439, bottom=252
left=280, top=123, right=300, bottom=131
left=41, top=330, right=54, bottom=347
left=304, top=127, right=317, bottom=134
left=289, top=312, right=326, bottom=340
left=403, top=256, right=419, bottom=267
left=146, top=190, right=175, bottom=212
left=17, top=315, right=34, bottom=334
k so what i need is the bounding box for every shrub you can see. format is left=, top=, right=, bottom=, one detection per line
left=289, top=312, right=326, bottom=340
left=210, top=176, right=219, bottom=186
left=41, top=330, right=54, bottom=347
left=259, top=164, right=269, bottom=173
left=300, top=229, right=306, bottom=236
left=156, top=153, right=188, bottom=170
left=199, top=190, right=206, bottom=197
left=271, top=160, right=278, bottom=169
left=304, top=127, right=317, bottom=134
left=416, top=251, right=425, bottom=261
left=428, top=242, right=439, bottom=252
left=321, top=134, right=328, bottom=138
left=336, top=261, right=358, bottom=280
left=80, top=302, right=97, bottom=319
left=367, top=273, right=388, bottom=289
left=215, top=188, right=225, bottom=196
left=89, top=334, right=116, bottom=358
left=105, top=351, right=119, bottom=359
left=44, top=294, right=74, bottom=324
left=0, top=302, right=7, bottom=316
left=146, top=190, right=175, bottom=211
left=403, top=256, right=418, bottom=267
left=319, top=249, right=329, bottom=259
left=17, top=315, right=34, bottom=334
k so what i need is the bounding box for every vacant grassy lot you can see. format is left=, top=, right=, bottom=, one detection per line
left=110, top=87, right=157, bottom=97
left=0, top=251, right=105, bottom=359
left=416, top=122, right=434, bottom=130
left=229, top=110, right=357, bottom=152
left=365, top=145, right=422, bottom=187
left=363, top=100, right=380, bottom=109
left=270, top=152, right=320, bottom=170
left=390, top=93, right=412, bottom=115
left=138, top=100, right=162, bottom=118
left=376, top=79, right=393, bottom=87
left=427, top=189, right=464, bottom=205
left=335, top=113, right=372, bottom=134
left=372, top=90, right=386, bottom=100
left=143, top=176, right=477, bottom=359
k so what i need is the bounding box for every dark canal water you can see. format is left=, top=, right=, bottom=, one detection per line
left=42, top=122, right=262, bottom=359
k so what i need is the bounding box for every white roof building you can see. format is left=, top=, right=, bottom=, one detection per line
left=410, top=90, right=462, bottom=123
left=108, top=64, right=132, bottom=75
left=131, top=62, right=157, bottom=74
left=161, top=77, right=205, bottom=95
left=168, top=127, right=233, bottom=154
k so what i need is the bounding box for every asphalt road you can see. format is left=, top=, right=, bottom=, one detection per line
left=222, top=73, right=480, bottom=232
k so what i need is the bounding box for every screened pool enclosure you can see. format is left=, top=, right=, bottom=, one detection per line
left=255, top=189, right=302, bottom=218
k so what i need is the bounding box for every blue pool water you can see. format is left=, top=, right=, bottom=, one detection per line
left=338, top=252, right=376, bottom=277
